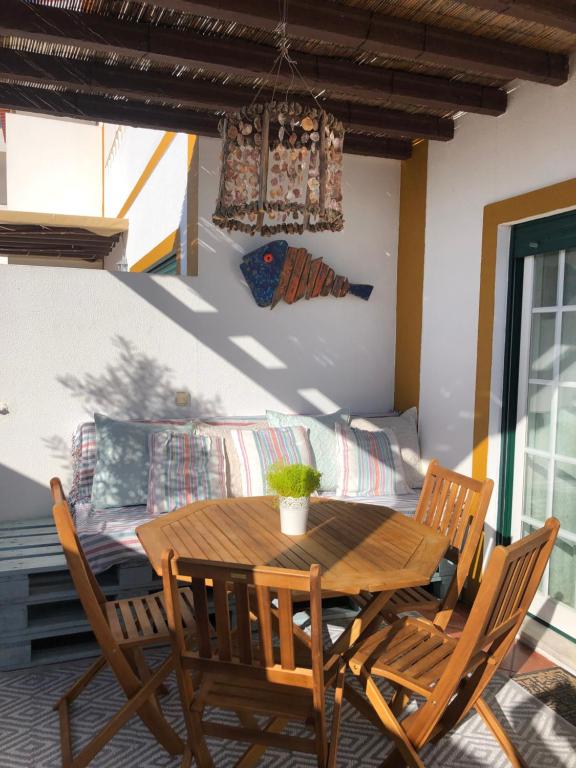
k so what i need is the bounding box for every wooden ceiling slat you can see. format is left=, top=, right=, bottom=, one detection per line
left=0, top=49, right=452, bottom=141
left=0, top=0, right=508, bottom=115
left=130, top=0, right=568, bottom=83
left=0, top=83, right=413, bottom=159
left=453, top=1, right=576, bottom=35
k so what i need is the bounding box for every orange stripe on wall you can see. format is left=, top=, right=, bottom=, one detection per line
left=394, top=141, right=428, bottom=413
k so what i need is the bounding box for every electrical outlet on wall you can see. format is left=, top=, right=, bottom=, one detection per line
left=175, top=391, right=190, bottom=407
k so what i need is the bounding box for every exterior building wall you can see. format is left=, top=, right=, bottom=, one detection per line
left=103, top=126, right=189, bottom=271
left=5, top=113, right=102, bottom=216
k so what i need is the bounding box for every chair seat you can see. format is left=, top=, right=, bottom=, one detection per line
left=201, top=677, right=314, bottom=720
left=105, top=587, right=196, bottom=646
left=387, top=585, right=440, bottom=614
left=348, top=617, right=462, bottom=696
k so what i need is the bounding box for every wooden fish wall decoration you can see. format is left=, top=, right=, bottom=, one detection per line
left=240, top=241, right=374, bottom=309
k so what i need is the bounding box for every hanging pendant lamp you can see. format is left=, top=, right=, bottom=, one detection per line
left=212, top=7, right=345, bottom=236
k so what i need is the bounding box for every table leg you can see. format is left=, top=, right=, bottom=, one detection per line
left=330, top=590, right=394, bottom=656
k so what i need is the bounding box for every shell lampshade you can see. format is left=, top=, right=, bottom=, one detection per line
left=212, top=102, right=344, bottom=236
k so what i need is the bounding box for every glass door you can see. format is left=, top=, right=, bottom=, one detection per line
left=513, top=248, right=576, bottom=638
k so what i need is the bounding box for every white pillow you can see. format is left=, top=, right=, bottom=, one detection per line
left=350, top=407, right=423, bottom=488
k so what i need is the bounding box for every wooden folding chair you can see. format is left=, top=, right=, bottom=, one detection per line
left=50, top=478, right=196, bottom=768
left=346, top=518, right=559, bottom=768
left=374, top=461, right=494, bottom=630
left=162, top=549, right=345, bottom=768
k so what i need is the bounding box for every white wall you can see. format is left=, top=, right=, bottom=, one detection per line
left=420, top=72, right=576, bottom=534
left=6, top=114, right=101, bottom=216
left=0, top=144, right=400, bottom=520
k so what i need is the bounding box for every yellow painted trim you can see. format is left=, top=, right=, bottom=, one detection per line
left=187, top=133, right=197, bottom=166
left=117, top=131, right=177, bottom=219
left=394, top=141, right=428, bottom=413
left=101, top=123, right=105, bottom=216
left=130, top=229, right=180, bottom=273
left=472, top=177, right=576, bottom=481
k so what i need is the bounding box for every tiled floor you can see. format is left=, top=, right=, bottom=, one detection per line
left=446, top=605, right=556, bottom=676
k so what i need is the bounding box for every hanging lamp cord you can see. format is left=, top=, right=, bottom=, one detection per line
left=247, top=0, right=326, bottom=114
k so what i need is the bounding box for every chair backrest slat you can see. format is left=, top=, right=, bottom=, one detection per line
left=234, top=582, right=253, bottom=665
left=484, top=538, right=541, bottom=639
left=163, top=555, right=322, bottom=692
left=443, top=483, right=464, bottom=542
left=212, top=580, right=232, bottom=661
left=415, top=461, right=490, bottom=548
left=415, top=462, right=494, bottom=629
left=278, top=588, right=296, bottom=670
left=256, top=585, right=274, bottom=668
left=191, top=578, right=212, bottom=658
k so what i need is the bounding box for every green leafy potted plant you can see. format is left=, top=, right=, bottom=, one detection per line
left=267, top=463, right=322, bottom=535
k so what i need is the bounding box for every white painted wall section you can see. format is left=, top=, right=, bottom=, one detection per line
left=103, top=125, right=165, bottom=218
left=6, top=114, right=101, bottom=216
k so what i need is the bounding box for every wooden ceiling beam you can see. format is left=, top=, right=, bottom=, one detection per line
left=0, top=83, right=413, bottom=159
left=0, top=249, right=102, bottom=260
left=0, top=0, right=506, bottom=116
left=138, top=0, right=568, bottom=83
left=453, top=1, right=576, bottom=34
left=0, top=236, right=115, bottom=246
left=0, top=49, right=452, bottom=141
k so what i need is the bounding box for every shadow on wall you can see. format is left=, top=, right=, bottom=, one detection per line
left=54, top=336, right=222, bottom=420
left=43, top=336, right=222, bottom=491
left=0, top=464, right=52, bottom=520
left=109, top=273, right=381, bottom=418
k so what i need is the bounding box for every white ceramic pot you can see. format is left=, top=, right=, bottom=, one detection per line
left=279, top=496, right=310, bottom=535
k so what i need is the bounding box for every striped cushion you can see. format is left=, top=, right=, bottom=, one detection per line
left=230, top=426, right=315, bottom=497
left=147, top=431, right=227, bottom=515
left=194, top=419, right=268, bottom=497
left=75, top=502, right=151, bottom=574
left=335, top=424, right=410, bottom=497
left=70, top=422, right=97, bottom=507
left=71, top=420, right=195, bottom=509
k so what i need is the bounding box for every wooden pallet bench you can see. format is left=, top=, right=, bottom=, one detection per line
left=0, top=517, right=162, bottom=670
